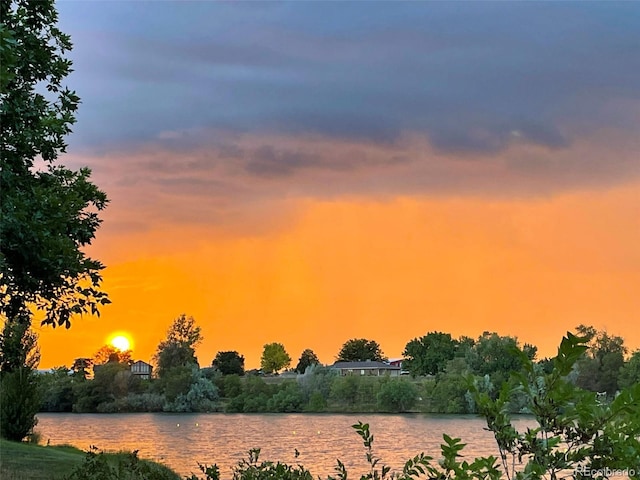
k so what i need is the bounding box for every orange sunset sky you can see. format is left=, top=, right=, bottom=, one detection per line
left=32, top=2, right=640, bottom=368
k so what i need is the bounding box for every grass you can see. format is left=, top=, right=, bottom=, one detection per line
left=0, top=438, right=180, bottom=480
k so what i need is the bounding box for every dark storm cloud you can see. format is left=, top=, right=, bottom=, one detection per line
left=57, top=1, right=640, bottom=188
left=246, top=146, right=322, bottom=177
left=244, top=142, right=412, bottom=178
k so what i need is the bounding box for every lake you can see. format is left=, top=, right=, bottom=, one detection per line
left=36, top=413, right=530, bottom=478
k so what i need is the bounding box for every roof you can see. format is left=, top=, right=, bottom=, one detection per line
left=132, top=360, right=152, bottom=366
left=331, top=361, right=401, bottom=370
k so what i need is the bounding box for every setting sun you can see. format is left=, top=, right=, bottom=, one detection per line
left=110, top=334, right=132, bottom=352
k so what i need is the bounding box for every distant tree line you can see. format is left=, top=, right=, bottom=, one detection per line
left=36, top=316, right=640, bottom=415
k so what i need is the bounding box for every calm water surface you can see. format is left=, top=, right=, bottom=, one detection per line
left=37, top=413, right=530, bottom=477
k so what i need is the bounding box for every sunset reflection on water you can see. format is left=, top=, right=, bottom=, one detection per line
left=36, top=413, right=533, bottom=477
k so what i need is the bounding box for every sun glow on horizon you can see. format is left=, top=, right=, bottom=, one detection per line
left=110, top=334, right=132, bottom=352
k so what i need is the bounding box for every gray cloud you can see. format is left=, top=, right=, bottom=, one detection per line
left=244, top=143, right=411, bottom=178
left=57, top=1, right=640, bottom=192
left=246, top=146, right=321, bottom=177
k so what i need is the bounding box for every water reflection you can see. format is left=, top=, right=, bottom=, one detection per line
left=36, top=413, right=522, bottom=477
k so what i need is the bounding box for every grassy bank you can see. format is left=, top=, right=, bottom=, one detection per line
left=0, top=439, right=180, bottom=480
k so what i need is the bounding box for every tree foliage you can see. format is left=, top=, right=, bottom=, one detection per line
left=212, top=350, right=245, bottom=376
left=267, top=381, right=305, bottom=412
left=190, top=334, right=640, bottom=480
left=298, top=364, right=337, bottom=403
left=403, top=331, right=459, bottom=377
left=166, top=368, right=219, bottom=413
left=155, top=314, right=202, bottom=378
left=574, top=324, right=626, bottom=395
left=0, top=366, right=41, bottom=440
left=465, top=331, right=536, bottom=387
left=0, top=320, right=41, bottom=439
left=295, top=348, right=320, bottom=374
left=260, top=342, right=291, bottom=374
left=0, top=320, right=40, bottom=372
left=163, top=314, right=202, bottom=347
left=376, top=379, right=418, bottom=412
left=336, top=338, right=386, bottom=362
left=73, top=361, right=140, bottom=412
left=1, top=0, right=108, bottom=440
left=424, top=357, right=476, bottom=413
left=94, top=362, right=137, bottom=398
left=219, top=374, right=243, bottom=398
left=619, top=349, right=640, bottom=390
left=93, top=345, right=133, bottom=366
left=329, top=375, right=360, bottom=406
left=186, top=448, right=313, bottom=480
left=472, top=332, right=640, bottom=480
left=158, top=365, right=194, bottom=403
left=71, top=357, right=93, bottom=379
left=39, top=366, right=75, bottom=412
left=0, top=0, right=109, bottom=332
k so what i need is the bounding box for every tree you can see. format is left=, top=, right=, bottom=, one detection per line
left=1, top=0, right=108, bottom=441
left=158, top=365, right=194, bottom=403
left=39, top=366, right=75, bottom=412
left=93, top=345, right=133, bottom=366
left=465, top=332, right=535, bottom=388
left=260, top=342, right=291, bottom=374
left=96, top=362, right=137, bottom=399
left=619, top=350, right=640, bottom=390
left=429, top=358, right=474, bottom=414
left=403, top=331, right=459, bottom=377
left=154, top=314, right=202, bottom=378
left=330, top=375, right=360, bottom=406
left=295, top=348, right=320, bottom=374
left=212, top=351, right=245, bottom=376
left=376, top=379, right=419, bottom=413
left=73, top=361, right=136, bottom=412
left=152, top=315, right=203, bottom=410
left=220, top=374, right=243, bottom=398
left=267, top=382, right=305, bottom=412
left=298, top=364, right=337, bottom=406
left=0, top=0, right=109, bottom=335
left=336, top=338, right=386, bottom=362
left=574, top=324, right=626, bottom=395
left=163, top=314, right=202, bottom=347
left=165, top=368, right=219, bottom=413
left=72, top=357, right=93, bottom=379
left=0, top=322, right=41, bottom=440
left=0, top=321, right=40, bottom=372
left=0, top=366, right=41, bottom=440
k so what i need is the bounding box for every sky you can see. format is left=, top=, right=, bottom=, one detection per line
left=36, top=1, right=640, bottom=369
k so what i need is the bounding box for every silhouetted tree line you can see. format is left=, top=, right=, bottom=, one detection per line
left=36, top=317, right=640, bottom=415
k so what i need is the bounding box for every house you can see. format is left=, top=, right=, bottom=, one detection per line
left=387, top=358, right=410, bottom=375
left=131, top=360, right=153, bottom=380
left=331, top=360, right=401, bottom=377
left=388, top=358, right=403, bottom=368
